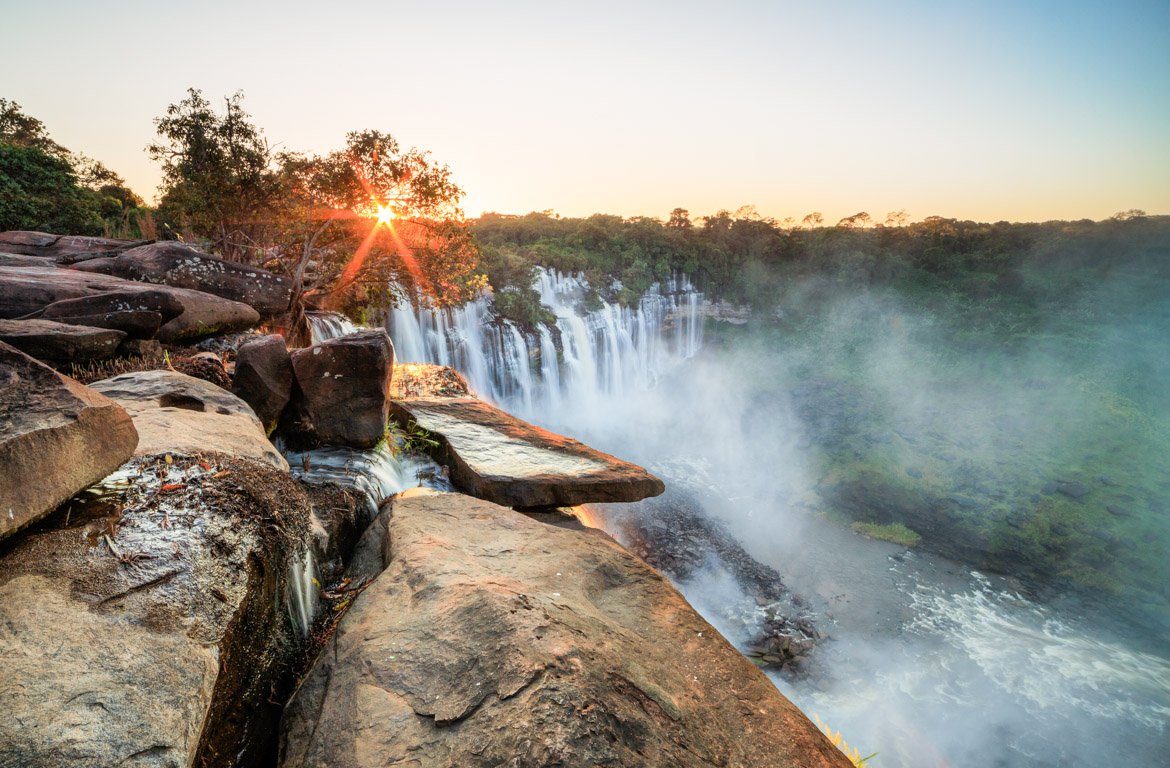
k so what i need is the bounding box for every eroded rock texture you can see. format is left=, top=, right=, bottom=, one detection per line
left=280, top=489, right=849, bottom=768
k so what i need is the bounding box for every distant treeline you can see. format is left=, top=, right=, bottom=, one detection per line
left=473, top=209, right=1168, bottom=325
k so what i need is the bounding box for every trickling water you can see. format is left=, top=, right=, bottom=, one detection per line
left=282, top=442, right=450, bottom=516
left=286, top=549, right=318, bottom=638
left=385, top=268, right=704, bottom=422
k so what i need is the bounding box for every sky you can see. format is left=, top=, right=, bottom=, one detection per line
left=3, top=0, right=1168, bottom=224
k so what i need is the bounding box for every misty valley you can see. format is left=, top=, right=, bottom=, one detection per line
left=365, top=214, right=1170, bottom=767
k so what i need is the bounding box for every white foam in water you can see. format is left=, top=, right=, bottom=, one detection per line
left=282, top=442, right=448, bottom=516
left=905, top=572, right=1170, bottom=731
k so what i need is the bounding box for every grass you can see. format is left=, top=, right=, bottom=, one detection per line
left=851, top=521, right=921, bottom=547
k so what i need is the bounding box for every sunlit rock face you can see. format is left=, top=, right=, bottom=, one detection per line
left=91, top=369, right=288, bottom=470
left=390, top=396, right=665, bottom=507
left=280, top=489, right=851, bottom=768
left=0, top=341, right=138, bottom=539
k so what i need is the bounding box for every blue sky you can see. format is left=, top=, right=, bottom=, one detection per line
left=3, top=0, right=1167, bottom=222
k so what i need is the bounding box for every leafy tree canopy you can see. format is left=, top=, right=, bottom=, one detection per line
left=0, top=98, right=145, bottom=236
left=149, top=90, right=483, bottom=312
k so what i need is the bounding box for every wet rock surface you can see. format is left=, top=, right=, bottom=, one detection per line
left=290, top=329, right=394, bottom=448
left=0, top=317, right=125, bottom=363
left=0, top=342, right=138, bottom=540
left=280, top=489, right=850, bottom=768
left=91, top=370, right=288, bottom=470
left=390, top=397, right=666, bottom=507
left=233, top=334, right=294, bottom=428
left=73, top=241, right=293, bottom=317
left=604, top=488, right=823, bottom=675
left=0, top=452, right=312, bottom=768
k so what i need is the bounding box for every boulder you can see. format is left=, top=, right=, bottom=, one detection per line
left=90, top=370, right=288, bottom=470
left=233, top=334, right=294, bottom=428
left=0, top=231, right=148, bottom=262
left=0, top=264, right=260, bottom=341
left=290, top=330, right=394, bottom=448
left=0, top=452, right=313, bottom=767
left=0, top=317, right=125, bottom=364
left=155, top=286, right=260, bottom=342
left=74, top=241, right=293, bottom=316
left=39, top=289, right=185, bottom=339
left=280, top=490, right=850, bottom=768
left=389, top=397, right=665, bottom=507
left=0, top=342, right=137, bottom=540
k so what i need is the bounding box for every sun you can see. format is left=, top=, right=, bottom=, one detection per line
left=374, top=204, right=395, bottom=225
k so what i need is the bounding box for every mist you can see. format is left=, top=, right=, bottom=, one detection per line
left=539, top=248, right=1170, bottom=767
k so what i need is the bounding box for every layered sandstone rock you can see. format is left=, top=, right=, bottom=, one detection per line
left=389, top=397, right=665, bottom=507
left=0, top=263, right=260, bottom=341
left=0, top=452, right=313, bottom=768
left=0, top=317, right=125, bottom=364
left=73, top=241, right=293, bottom=317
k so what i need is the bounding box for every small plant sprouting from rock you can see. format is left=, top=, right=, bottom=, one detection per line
left=815, top=715, right=877, bottom=767
left=384, top=419, right=439, bottom=456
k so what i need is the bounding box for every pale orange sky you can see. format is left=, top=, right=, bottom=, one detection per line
left=4, top=0, right=1168, bottom=224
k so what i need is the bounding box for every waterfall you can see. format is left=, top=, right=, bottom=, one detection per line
left=306, top=311, right=358, bottom=343
left=385, top=268, right=705, bottom=422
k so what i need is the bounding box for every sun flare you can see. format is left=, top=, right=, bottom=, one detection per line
left=374, top=204, right=395, bottom=225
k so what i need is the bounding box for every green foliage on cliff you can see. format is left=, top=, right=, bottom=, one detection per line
left=0, top=99, right=147, bottom=237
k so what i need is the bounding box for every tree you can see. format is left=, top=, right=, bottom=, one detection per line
left=884, top=209, right=909, bottom=227
left=801, top=212, right=823, bottom=228
left=837, top=211, right=872, bottom=228
left=666, top=207, right=692, bottom=229
left=149, top=89, right=281, bottom=260
left=274, top=129, right=482, bottom=309
left=0, top=99, right=144, bottom=236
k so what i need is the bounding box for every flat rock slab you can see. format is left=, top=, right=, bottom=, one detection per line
left=0, top=342, right=137, bottom=539
left=280, top=489, right=849, bottom=768
left=390, top=397, right=665, bottom=507
left=91, top=370, right=288, bottom=470
left=0, top=317, right=125, bottom=364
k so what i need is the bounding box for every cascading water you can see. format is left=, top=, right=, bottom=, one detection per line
left=275, top=437, right=450, bottom=637
left=306, top=311, right=358, bottom=343
left=385, top=268, right=705, bottom=424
